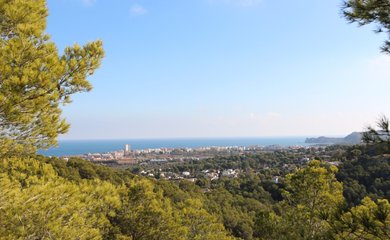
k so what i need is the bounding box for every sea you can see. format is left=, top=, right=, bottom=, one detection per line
left=38, top=137, right=311, bottom=157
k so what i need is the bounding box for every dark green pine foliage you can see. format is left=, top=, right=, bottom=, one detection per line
left=343, top=0, right=390, bottom=53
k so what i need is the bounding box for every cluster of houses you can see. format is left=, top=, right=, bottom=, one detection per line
left=139, top=168, right=240, bottom=181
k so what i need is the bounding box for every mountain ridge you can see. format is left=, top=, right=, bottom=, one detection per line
left=305, top=132, right=362, bottom=144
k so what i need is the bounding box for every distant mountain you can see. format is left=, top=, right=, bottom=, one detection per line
left=305, top=132, right=362, bottom=145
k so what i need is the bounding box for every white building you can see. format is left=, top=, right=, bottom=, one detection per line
left=124, top=144, right=131, bottom=155
left=222, top=169, right=238, bottom=178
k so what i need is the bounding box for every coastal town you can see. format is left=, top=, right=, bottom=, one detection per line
left=61, top=143, right=341, bottom=182
left=70, top=144, right=301, bottom=164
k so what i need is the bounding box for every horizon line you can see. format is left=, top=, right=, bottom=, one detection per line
left=57, top=135, right=348, bottom=141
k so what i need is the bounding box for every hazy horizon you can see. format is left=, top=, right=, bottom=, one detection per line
left=47, top=0, right=389, bottom=140
left=56, top=134, right=346, bottom=141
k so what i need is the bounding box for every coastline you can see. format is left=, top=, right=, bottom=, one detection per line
left=39, top=137, right=310, bottom=157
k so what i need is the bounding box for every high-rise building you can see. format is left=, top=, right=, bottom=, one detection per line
left=124, top=144, right=130, bottom=155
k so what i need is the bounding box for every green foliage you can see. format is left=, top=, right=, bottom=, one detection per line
left=334, top=197, right=390, bottom=239
left=343, top=0, right=390, bottom=53
left=0, top=0, right=104, bottom=157
left=0, top=156, right=237, bottom=239
left=178, top=199, right=235, bottom=240
left=37, top=156, right=133, bottom=184
left=362, top=115, right=390, bottom=153
left=205, top=187, right=268, bottom=240
left=1, top=153, right=388, bottom=240
left=0, top=157, right=121, bottom=239
left=218, top=174, right=273, bottom=202
left=283, top=161, right=344, bottom=209
left=2, top=1, right=389, bottom=239
left=337, top=153, right=390, bottom=206
left=279, top=160, right=345, bottom=239
left=112, top=178, right=187, bottom=240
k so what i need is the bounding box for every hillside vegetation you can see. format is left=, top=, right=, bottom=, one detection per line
left=1, top=147, right=389, bottom=239
left=0, top=0, right=389, bottom=239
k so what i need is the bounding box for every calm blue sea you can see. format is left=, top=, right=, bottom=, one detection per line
left=38, top=137, right=310, bottom=157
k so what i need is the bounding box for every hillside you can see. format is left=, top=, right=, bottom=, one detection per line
left=305, top=132, right=362, bottom=144
left=1, top=146, right=389, bottom=239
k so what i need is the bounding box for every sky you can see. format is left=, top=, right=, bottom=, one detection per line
left=46, top=0, right=390, bottom=140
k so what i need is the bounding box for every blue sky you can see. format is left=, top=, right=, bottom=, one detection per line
left=47, top=0, right=390, bottom=139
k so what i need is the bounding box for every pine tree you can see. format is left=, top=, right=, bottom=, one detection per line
left=335, top=197, right=390, bottom=239
left=280, top=161, right=345, bottom=239
left=0, top=0, right=104, bottom=156
left=343, top=0, right=390, bottom=53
